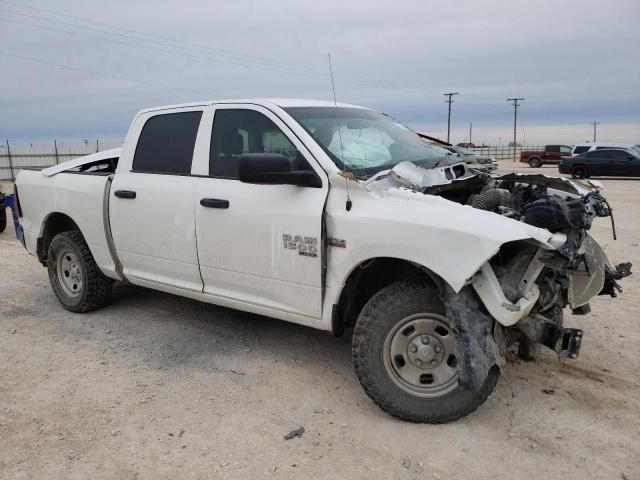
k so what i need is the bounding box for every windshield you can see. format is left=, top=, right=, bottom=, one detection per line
left=285, top=107, right=455, bottom=177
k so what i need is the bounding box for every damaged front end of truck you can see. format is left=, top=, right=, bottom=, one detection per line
left=363, top=161, right=631, bottom=389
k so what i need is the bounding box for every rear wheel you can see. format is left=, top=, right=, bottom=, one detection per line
left=47, top=230, right=113, bottom=312
left=571, top=165, right=588, bottom=179
left=352, top=281, right=499, bottom=423
left=528, top=157, right=542, bottom=168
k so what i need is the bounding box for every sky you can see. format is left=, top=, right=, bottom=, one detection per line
left=1, top=0, right=639, bottom=147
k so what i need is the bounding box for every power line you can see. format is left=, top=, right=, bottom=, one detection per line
left=507, top=98, right=524, bottom=163
left=0, top=0, right=514, bottom=98
left=0, top=51, right=214, bottom=96
left=0, top=0, right=330, bottom=76
left=443, top=92, right=458, bottom=143
left=0, top=14, right=359, bottom=86
left=0, top=2, right=390, bottom=89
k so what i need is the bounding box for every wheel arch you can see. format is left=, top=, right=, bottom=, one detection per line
left=331, top=257, right=447, bottom=336
left=37, top=212, right=82, bottom=263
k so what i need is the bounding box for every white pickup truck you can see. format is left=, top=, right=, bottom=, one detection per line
left=15, top=99, right=631, bottom=423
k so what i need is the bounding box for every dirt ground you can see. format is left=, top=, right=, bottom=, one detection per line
left=1, top=163, right=639, bottom=480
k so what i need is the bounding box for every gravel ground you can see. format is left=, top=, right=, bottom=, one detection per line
left=1, top=165, right=639, bottom=480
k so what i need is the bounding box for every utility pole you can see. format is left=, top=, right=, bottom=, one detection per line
left=592, top=121, right=600, bottom=142
left=507, top=98, right=524, bottom=162
left=469, top=122, right=473, bottom=145
left=443, top=92, right=458, bottom=143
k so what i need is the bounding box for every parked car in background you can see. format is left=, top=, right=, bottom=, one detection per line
left=571, top=143, right=640, bottom=156
left=559, top=148, right=640, bottom=178
left=520, top=145, right=572, bottom=167
left=456, top=142, right=477, bottom=148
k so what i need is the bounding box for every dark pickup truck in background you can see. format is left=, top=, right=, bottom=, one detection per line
left=520, top=145, right=572, bottom=167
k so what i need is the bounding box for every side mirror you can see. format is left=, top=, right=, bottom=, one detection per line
left=238, top=153, right=321, bottom=188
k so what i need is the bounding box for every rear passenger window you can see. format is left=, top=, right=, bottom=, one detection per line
left=573, top=146, right=590, bottom=154
left=132, top=111, right=203, bottom=174
left=210, top=109, right=309, bottom=178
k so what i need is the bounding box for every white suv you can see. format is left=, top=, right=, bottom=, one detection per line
left=571, top=143, right=636, bottom=156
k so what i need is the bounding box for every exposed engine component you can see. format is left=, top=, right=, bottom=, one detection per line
left=468, top=188, right=511, bottom=211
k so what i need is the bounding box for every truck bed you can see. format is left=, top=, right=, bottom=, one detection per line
left=16, top=169, right=118, bottom=279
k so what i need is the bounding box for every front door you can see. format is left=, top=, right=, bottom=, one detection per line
left=193, top=105, right=328, bottom=321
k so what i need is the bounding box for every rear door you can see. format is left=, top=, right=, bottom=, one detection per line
left=192, top=104, right=328, bottom=321
left=110, top=108, right=205, bottom=291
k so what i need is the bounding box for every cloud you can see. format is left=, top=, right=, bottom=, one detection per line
left=1, top=0, right=638, bottom=144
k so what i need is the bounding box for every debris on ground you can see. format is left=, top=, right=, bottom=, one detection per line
left=284, top=426, right=305, bottom=440
left=402, top=456, right=412, bottom=469
left=586, top=373, right=605, bottom=383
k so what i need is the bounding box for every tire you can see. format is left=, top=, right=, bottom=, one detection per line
left=47, top=230, right=113, bottom=312
left=352, top=280, right=500, bottom=423
left=518, top=306, right=564, bottom=362
left=571, top=165, right=588, bottom=179
left=528, top=157, right=542, bottom=168
left=0, top=205, right=6, bottom=233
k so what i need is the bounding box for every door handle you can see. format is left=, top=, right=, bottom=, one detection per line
left=114, top=190, right=137, bottom=199
left=200, top=198, right=229, bottom=209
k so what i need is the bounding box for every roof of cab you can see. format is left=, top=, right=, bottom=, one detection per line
left=136, top=98, right=370, bottom=115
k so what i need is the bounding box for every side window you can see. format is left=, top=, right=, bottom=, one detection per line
left=209, top=109, right=311, bottom=178
left=560, top=146, right=572, bottom=153
left=547, top=145, right=560, bottom=153
left=573, top=146, right=590, bottom=154
left=592, top=150, right=615, bottom=158
left=132, top=111, right=202, bottom=174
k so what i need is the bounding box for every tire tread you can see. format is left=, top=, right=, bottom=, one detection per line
left=47, top=230, right=112, bottom=312
left=352, top=280, right=498, bottom=423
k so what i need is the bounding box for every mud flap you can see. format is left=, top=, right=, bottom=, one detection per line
left=440, top=286, right=505, bottom=391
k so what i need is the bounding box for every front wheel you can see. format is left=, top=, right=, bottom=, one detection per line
left=352, top=281, right=499, bottom=423
left=47, top=230, right=113, bottom=312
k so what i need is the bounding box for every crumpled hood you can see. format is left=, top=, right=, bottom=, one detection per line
left=374, top=186, right=560, bottom=249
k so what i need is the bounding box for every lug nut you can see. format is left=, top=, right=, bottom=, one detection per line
left=415, top=359, right=423, bottom=367
left=434, top=345, right=442, bottom=353
left=430, top=360, right=437, bottom=365
left=409, top=344, right=418, bottom=353
left=421, top=336, right=430, bottom=344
